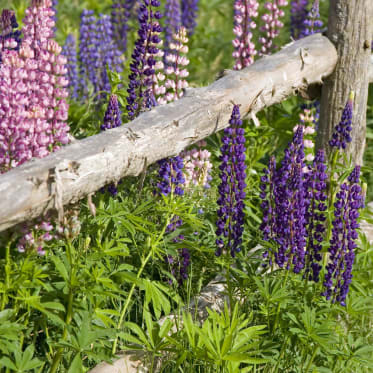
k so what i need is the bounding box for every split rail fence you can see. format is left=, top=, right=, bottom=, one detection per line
left=0, top=34, right=372, bottom=232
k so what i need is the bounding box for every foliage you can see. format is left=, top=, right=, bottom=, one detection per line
left=0, top=0, right=372, bottom=372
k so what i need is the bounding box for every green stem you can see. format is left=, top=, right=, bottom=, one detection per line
left=226, top=260, right=234, bottom=313
left=272, top=270, right=289, bottom=333
left=1, top=240, right=11, bottom=311
left=304, top=346, right=319, bottom=372
left=112, top=249, right=153, bottom=355
left=272, top=336, right=289, bottom=373
left=50, top=243, right=75, bottom=373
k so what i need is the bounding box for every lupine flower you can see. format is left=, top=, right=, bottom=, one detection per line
left=62, top=34, right=79, bottom=99
left=17, top=218, right=55, bottom=255
left=216, top=105, right=247, bottom=257
left=78, top=11, right=123, bottom=101
left=232, top=0, right=259, bottom=70
left=290, top=0, right=308, bottom=40
left=126, top=0, right=162, bottom=120
left=264, top=126, right=307, bottom=272
left=259, top=0, right=288, bottom=55
left=293, top=108, right=316, bottom=163
left=303, top=149, right=327, bottom=282
left=157, top=156, right=185, bottom=196
left=164, top=0, right=182, bottom=49
left=0, top=10, right=22, bottom=63
left=322, top=166, right=363, bottom=305
left=182, top=140, right=212, bottom=189
left=111, top=0, right=137, bottom=52
left=181, top=0, right=199, bottom=35
left=0, top=0, right=70, bottom=172
left=300, top=0, right=323, bottom=38
left=101, top=94, right=122, bottom=131
left=163, top=26, right=189, bottom=102
left=329, top=92, right=354, bottom=150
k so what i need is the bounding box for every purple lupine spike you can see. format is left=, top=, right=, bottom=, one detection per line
left=322, top=166, right=363, bottom=306
left=271, top=126, right=307, bottom=272
left=78, top=11, right=123, bottom=101
left=126, top=0, right=163, bottom=120
left=78, top=10, right=98, bottom=99
left=181, top=0, right=199, bottom=35
left=62, top=34, right=79, bottom=99
left=232, top=0, right=259, bottom=70
left=303, top=149, right=327, bottom=282
left=300, top=0, right=323, bottom=38
left=329, top=92, right=354, bottom=150
left=164, top=0, right=182, bottom=49
left=215, top=105, right=247, bottom=258
left=157, top=156, right=185, bottom=196
left=290, top=0, right=308, bottom=40
left=259, top=0, right=288, bottom=55
left=0, top=9, right=22, bottom=63
left=101, top=94, right=122, bottom=131
left=111, top=0, right=137, bottom=52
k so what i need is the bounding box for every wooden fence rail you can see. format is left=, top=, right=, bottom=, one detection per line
left=0, top=34, right=370, bottom=232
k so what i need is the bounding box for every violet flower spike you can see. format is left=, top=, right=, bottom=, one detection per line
left=101, top=94, right=122, bottom=131
left=232, top=0, right=259, bottom=70
left=272, top=126, right=307, bottom=273
left=164, top=0, right=182, bottom=50
left=157, top=156, right=185, bottom=197
left=181, top=0, right=199, bottom=35
left=126, top=0, right=163, bottom=120
left=62, top=34, right=79, bottom=99
left=322, top=166, right=363, bottom=306
left=329, top=92, right=354, bottom=150
left=300, top=0, right=323, bottom=38
left=111, top=0, right=137, bottom=52
left=215, top=105, right=247, bottom=258
left=290, top=0, right=308, bottom=40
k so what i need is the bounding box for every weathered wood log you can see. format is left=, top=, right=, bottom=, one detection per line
left=0, top=34, right=338, bottom=232
left=317, top=0, right=373, bottom=164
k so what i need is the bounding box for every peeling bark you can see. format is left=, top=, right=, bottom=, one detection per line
left=0, top=35, right=338, bottom=232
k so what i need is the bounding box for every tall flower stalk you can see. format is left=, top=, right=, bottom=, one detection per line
left=322, top=166, right=363, bottom=306
left=216, top=105, right=247, bottom=258
left=259, top=0, right=288, bottom=55
left=62, top=34, right=79, bottom=99
left=78, top=11, right=123, bottom=101
left=232, top=0, right=259, bottom=70
left=0, top=0, right=69, bottom=172
left=164, top=0, right=182, bottom=50
left=111, top=0, right=137, bottom=53
left=290, top=0, right=308, bottom=40
left=126, top=0, right=162, bottom=120
left=181, top=0, right=199, bottom=35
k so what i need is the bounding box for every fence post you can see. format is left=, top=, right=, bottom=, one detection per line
left=317, top=0, right=373, bottom=164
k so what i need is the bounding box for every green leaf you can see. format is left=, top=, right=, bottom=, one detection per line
left=68, top=354, right=83, bottom=373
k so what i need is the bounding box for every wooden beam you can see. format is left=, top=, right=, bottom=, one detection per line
left=317, top=0, right=373, bottom=164
left=0, top=34, right=338, bottom=232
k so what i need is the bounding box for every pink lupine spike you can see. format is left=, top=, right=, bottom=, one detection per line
left=232, top=0, right=259, bottom=70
